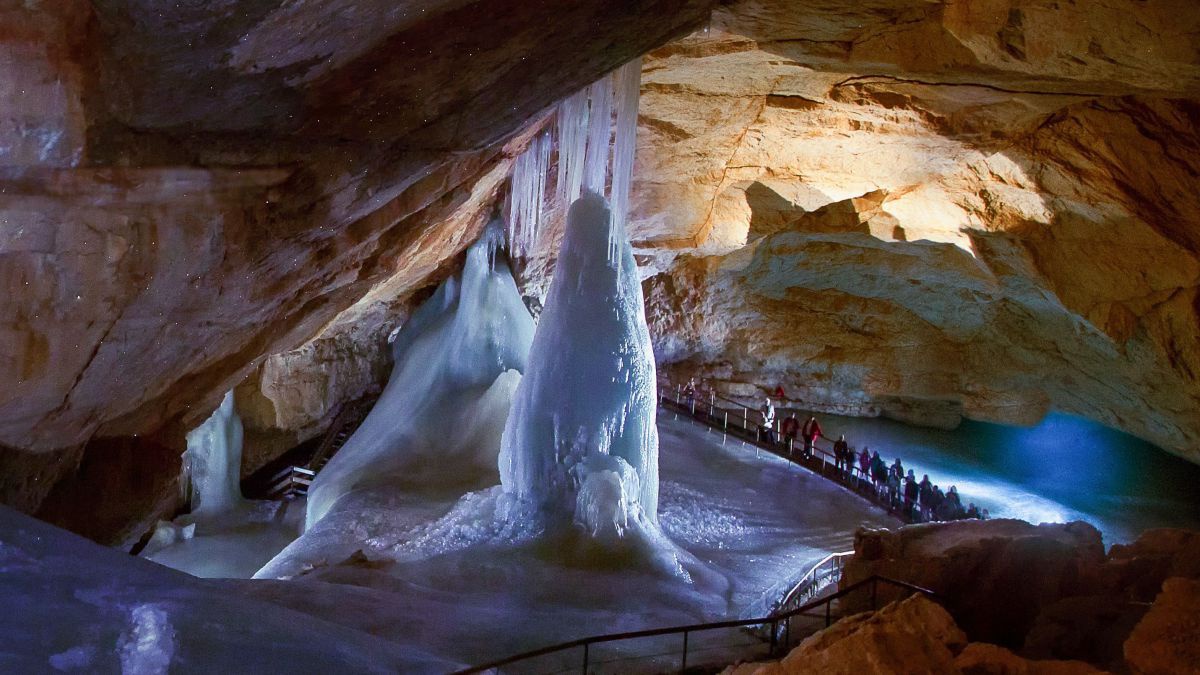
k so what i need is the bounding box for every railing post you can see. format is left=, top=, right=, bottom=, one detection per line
left=871, top=576, right=878, bottom=611
left=723, top=411, right=728, bottom=431
left=582, top=642, right=589, bottom=674
left=681, top=630, right=688, bottom=673
left=785, top=615, right=791, bottom=650
left=825, top=599, right=831, bottom=627
left=769, top=619, right=777, bottom=657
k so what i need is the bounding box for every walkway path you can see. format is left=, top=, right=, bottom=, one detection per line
left=660, top=387, right=927, bottom=525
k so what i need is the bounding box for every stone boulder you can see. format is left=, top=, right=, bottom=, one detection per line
left=954, top=643, right=1103, bottom=675
left=842, top=519, right=1107, bottom=647
left=722, top=594, right=1102, bottom=675
left=1123, top=577, right=1200, bottom=675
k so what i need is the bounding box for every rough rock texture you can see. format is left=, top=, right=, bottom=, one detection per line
left=843, top=519, right=1107, bottom=647
left=634, top=0, right=1200, bottom=461
left=0, top=1, right=716, bottom=525
left=843, top=520, right=1200, bottom=670
left=954, top=643, right=1104, bottom=675
left=723, top=594, right=1101, bottom=675
left=1123, top=577, right=1200, bottom=675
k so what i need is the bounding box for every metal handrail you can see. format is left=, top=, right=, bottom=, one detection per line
left=659, top=385, right=977, bottom=525
left=457, top=575, right=936, bottom=674
left=776, top=550, right=854, bottom=614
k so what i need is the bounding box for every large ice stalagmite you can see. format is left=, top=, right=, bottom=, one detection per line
left=183, top=390, right=245, bottom=516
left=306, top=225, right=535, bottom=529
left=499, top=193, right=660, bottom=540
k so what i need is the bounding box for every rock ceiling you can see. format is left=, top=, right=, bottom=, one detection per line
left=1, top=0, right=1198, bottom=532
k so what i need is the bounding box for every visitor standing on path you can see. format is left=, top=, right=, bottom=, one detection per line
left=800, top=416, right=823, bottom=459
left=759, top=398, right=777, bottom=445
left=833, top=434, right=849, bottom=477
left=918, top=474, right=934, bottom=520
left=904, top=470, right=919, bottom=519
left=781, top=412, right=800, bottom=454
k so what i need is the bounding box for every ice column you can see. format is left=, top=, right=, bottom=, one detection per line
left=182, top=390, right=245, bottom=516
left=499, top=193, right=660, bottom=537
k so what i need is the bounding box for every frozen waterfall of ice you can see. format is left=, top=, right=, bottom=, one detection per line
left=306, top=223, right=535, bottom=529
left=143, top=390, right=304, bottom=578
left=181, top=390, right=245, bottom=517
left=499, top=193, right=661, bottom=542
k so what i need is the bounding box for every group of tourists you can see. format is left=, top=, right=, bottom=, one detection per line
left=677, top=379, right=986, bottom=524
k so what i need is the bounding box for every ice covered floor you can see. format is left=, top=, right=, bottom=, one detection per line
left=245, top=414, right=896, bottom=669
left=0, top=504, right=457, bottom=673
left=143, top=500, right=304, bottom=579
left=789, top=410, right=1200, bottom=544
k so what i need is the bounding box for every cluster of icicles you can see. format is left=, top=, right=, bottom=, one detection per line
left=506, top=57, right=641, bottom=264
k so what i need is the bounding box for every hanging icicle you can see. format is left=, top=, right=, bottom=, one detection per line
left=582, top=76, right=613, bottom=196
left=507, top=131, right=552, bottom=259
left=608, top=57, right=642, bottom=262
left=556, top=88, right=590, bottom=206
left=503, top=58, right=642, bottom=269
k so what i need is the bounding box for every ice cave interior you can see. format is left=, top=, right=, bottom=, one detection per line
left=2, top=1, right=1200, bottom=673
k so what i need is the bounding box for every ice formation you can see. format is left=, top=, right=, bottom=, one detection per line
left=507, top=57, right=642, bottom=260
left=499, top=193, right=660, bottom=541
left=181, top=390, right=245, bottom=516
left=609, top=57, right=641, bottom=234
left=507, top=131, right=552, bottom=259
left=0, top=504, right=456, bottom=672
left=582, top=76, right=613, bottom=196
left=555, top=88, right=590, bottom=205
left=306, top=223, right=535, bottom=529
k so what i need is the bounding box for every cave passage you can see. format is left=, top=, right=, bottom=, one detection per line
left=747, top=409, right=1200, bottom=545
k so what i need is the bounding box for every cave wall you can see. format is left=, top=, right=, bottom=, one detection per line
left=0, top=0, right=715, bottom=509
left=2, top=0, right=1198, bottom=540
left=630, top=0, right=1200, bottom=461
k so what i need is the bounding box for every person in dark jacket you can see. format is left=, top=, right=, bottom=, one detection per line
left=858, top=447, right=871, bottom=482
left=781, top=413, right=800, bottom=454
left=886, top=469, right=901, bottom=512
left=833, top=434, right=850, bottom=477
left=946, top=485, right=964, bottom=519
left=870, top=451, right=887, bottom=498
left=903, top=470, right=919, bottom=519
left=918, top=474, right=934, bottom=520
left=931, top=485, right=947, bottom=521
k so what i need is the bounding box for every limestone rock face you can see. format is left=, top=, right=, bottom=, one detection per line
left=842, top=520, right=1200, bottom=670
left=632, top=0, right=1200, bottom=462
left=1123, top=577, right=1200, bottom=675
left=843, top=520, right=1107, bottom=647
left=723, top=594, right=1101, bottom=675
left=0, top=1, right=716, bottom=519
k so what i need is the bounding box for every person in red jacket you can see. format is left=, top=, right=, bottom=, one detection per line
left=800, top=416, right=823, bottom=459
left=781, top=412, right=800, bottom=454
